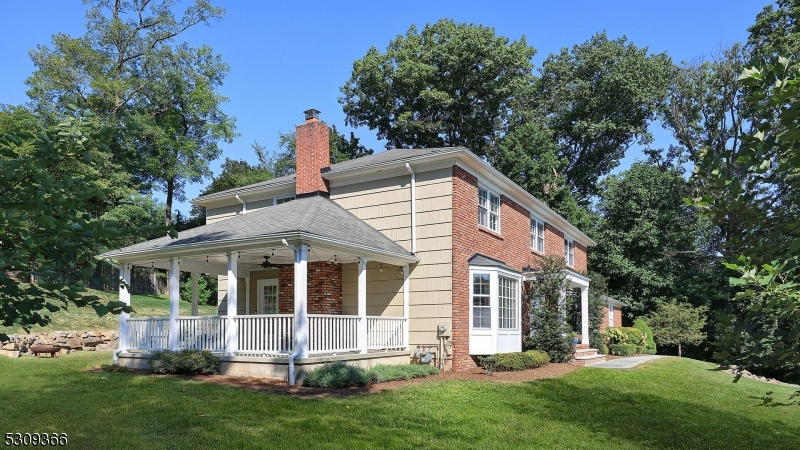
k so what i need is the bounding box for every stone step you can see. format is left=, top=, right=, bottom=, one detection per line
left=569, top=351, right=606, bottom=366
left=575, top=348, right=598, bottom=357
left=574, top=343, right=590, bottom=349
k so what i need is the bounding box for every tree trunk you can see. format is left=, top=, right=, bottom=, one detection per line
left=165, top=177, right=174, bottom=226
left=678, top=342, right=682, bottom=358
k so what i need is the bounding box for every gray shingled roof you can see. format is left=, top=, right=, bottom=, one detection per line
left=468, top=253, right=520, bottom=273
left=101, top=196, right=414, bottom=260
left=192, top=147, right=461, bottom=203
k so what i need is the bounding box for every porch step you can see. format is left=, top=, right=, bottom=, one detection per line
left=569, top=349, right=606, bottom=366
left=574, top=343, right=590, bottom=349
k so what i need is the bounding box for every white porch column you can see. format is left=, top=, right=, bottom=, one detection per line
left=115, top=263, right=132, bottom=362
left=226, top=252, right=239, bottom=356
left=168, top=258, right=180, bottom=350
left=581, top=286, right=589, bottom=345
left=358, top=257, right=368, bottom=354
left=191, top=271, right=199, bottom=316
left=245, top=276, right=251, bottom=314
left=293, top=244, right=309, bottom=358
left=402, top=264, right=410, bottom=350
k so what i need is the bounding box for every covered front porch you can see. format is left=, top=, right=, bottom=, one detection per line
left=103, top=196, right=420, bottom=383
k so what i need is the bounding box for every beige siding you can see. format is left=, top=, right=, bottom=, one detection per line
left=216, top=275, right=246, bottom=314
left=206, top=198, right=275, bottom=224
left=331, top=167, right=453, bottom=346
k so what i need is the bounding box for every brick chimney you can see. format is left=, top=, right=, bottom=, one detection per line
left=295, top=108, right=330, bottom=197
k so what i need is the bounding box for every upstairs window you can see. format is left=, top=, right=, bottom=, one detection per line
left=564, top=239, right=575, bottom=267
left=478, top=187, right=500, bottom=232
left=531, top=218, right=544, bottom=253
left=472, top=273, right=491, bottom=329
left=275, top=196, right=295, bottom=205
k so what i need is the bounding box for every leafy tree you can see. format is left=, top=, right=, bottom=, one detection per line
left=179, top=271, right=217, bottom=306
left=340, top=18, right=535, bottom=156
left=25, top=0, right=228, bottom=225
left=524, top=256, right=575, bottom=362
left=0, top=109, right=172, bottom=339
left=529, top=32, right=673, bottom=199
left=748, top=0, right=800, bottom=64
left=590, top=162, right=726, bottom=319
left=645, top=302, right=708, bottom=357
left=697, top=58, right=800, bottom=381
left=134, top=43, right=237, bottom=224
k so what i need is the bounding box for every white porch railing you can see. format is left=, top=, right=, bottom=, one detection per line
left=367, top=316, right=407, bottom=351
left=176, top=316, right=226, bottom=352
left=308, top=314, right=360, bottom=355
left=124, top=314, right=407, bottom=355
left=235, top=315, right=293, bottom=355
left=128, top=318, right=169, bottom=351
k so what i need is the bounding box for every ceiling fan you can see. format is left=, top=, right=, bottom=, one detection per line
left=259, top=255, right=277, bottom=269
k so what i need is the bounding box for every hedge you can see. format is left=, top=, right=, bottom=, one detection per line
left=608, top=343, right=637, bottom=357
left=479, top=350, right=550, bottom=373
left=149, top=349, right=220, bottom=375
left=632, top=318, right=657, bottom=354
left=302, top=362, right=440, bottom=388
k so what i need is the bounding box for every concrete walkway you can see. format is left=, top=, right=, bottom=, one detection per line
left=588, top=355, right=665, bottom=369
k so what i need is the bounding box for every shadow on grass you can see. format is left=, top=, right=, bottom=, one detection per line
left=505, top=376, right=800, bottom=449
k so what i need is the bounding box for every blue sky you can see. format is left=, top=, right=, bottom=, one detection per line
left=0, top=1, right=769, bottom=213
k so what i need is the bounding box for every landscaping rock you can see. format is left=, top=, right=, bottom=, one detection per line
left=83, top=337, right=103, bottom=347
left=0, top=350, right=20, bottom=358
left=2, top=343, right=17, bottom=351
left=82, top=346, right=96, bottom=351
left=66, top=337, right=82, bottom=349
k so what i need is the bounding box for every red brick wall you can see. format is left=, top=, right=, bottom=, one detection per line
left=277, top=262, right=342, bottom=314
left=451, top=164, right=589, bottom=370
left=599, top=305, right=623, bottom=331
left=295, top=118, right=330, bottom=195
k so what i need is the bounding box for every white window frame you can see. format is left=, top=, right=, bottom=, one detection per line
left=471, top=273, right=491, bottom=329
left=273, top=195, right=295, bottom=205
left=530, top=217, right=545, bottom=253
left=564, top=238, right=575, bottom=267
left=478, top=185, right=501, bottom=233
left=608, top=305, right=615, bottom=327
left=256, top=279, right=279, bottom=314
left=469, top=266, right=522, bottom=355
left=498, top=275, right=519, bottom=330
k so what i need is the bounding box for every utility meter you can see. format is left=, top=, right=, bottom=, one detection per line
left=437, top=324, right=451, bottom=338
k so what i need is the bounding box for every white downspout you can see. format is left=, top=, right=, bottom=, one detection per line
left=235, top=195, right=247, bottom=214
left=405, top=163, right=417, bottom=254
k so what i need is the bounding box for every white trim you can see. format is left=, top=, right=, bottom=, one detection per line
left=608, top=304, right=615, bottom=327
left=478, top=184, right=501, bottom=233
left=256, top=278, right=279, bottom=314
left=225, top=252, right=239, bottom=356
left=530, top=216, right=545, bottom=254
left=468, top=265, right=522, bottom=355
left=564, top=238, right=575, bottom=268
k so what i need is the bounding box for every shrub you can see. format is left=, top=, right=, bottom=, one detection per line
left=602, top=327, right=646, bottom=346
left=608, top=343, right=636, bottom=357
left=636, top=345, right=647, bottom=355
left=479, top=351, right=550, bottom=373
left=478, top=355, right=498, bottom=374
left=633, top=318, right=658, bottom=354
left=100, top=363, right=130, bottom=373
left=149, top=350, right=220, bottom=375
left=302, top=361, right=376, bottom=388
left=369, top=364, right=439, bottom=383
left=600, top=344, right=609, bottom=355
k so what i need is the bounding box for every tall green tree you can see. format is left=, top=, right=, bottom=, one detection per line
left=529, top=32, right=674, bottom=199
left=340, top=18, right=535, bottom=156
left=0, top=109, right=172, bottom=339
left=591, top=162, right=725, bottom=319
left=25, top=0, right=228, bottom=225
left=134, top=43, right=237, bottom=224
left=748, top=0, right=800, bottom=63
left=645, top=301, right=708, bottom=357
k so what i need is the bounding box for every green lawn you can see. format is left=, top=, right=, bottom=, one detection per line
left=1, top=289, right=218, bottom=334
left=1, top=354, right=797, bottom=449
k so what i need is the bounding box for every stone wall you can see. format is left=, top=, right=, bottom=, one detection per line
left=0, top=330, right=118, bottom=358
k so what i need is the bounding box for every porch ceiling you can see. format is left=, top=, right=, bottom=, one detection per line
left=100, top=196, right=419, bottom=269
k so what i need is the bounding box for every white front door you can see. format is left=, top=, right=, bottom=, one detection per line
left=257, top=279, right=279, bottom=314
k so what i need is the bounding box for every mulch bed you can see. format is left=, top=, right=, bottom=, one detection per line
left=90, top=363, right=580, bottom=398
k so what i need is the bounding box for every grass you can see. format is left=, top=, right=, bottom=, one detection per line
left=1, top=354, right=798, bottom=449
left=1, top=289, right=218, bottom=334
